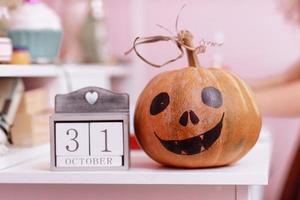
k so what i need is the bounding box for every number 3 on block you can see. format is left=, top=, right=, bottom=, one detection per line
left=55, top=122, right=123, bottom=157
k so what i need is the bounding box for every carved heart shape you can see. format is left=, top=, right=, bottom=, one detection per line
left=85, top=91, right=98, bottom=105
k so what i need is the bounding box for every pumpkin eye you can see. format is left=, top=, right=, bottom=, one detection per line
left=201, top=87, right=223, bottom=108
left=150, top=92, right=170, bottom=115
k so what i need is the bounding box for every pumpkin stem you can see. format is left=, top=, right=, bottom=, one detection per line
left=179, top=30, right=200, bottom=68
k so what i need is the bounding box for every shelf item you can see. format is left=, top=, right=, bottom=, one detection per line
left=0, top=130, right=271, bottom=184
left=11, top=110, right=50, bottom=147
left=81, top=0, right=109, bottom=63
left=10, top=47, right=31, bottom=64
left=0, top=78, right=24, bottom=151
left=8, top=1, right=62, bottom=63
left=10, top=87, right=50, bottom=147
left=18, top=87, right=48, bottom=114
left=0, top=37, right=12, bottom=63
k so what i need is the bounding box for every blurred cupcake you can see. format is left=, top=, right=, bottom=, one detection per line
left=8, top=0, right=62, bottom=63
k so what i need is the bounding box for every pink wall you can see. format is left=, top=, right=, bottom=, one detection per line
left=132, top=0, right=300, bottom=80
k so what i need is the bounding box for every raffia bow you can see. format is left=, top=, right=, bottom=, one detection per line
left=125, top=30, right=207, bottom=68
left=125, top=4, right=222, bottom=68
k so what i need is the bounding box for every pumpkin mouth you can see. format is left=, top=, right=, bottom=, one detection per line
left=155, top=113, right=224, bottom=155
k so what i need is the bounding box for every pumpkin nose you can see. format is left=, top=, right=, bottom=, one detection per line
left=179, top=110, right=200, bottom=126
left=189, top=110, right=200, bottom=125
left=179, top=111, right=189, bottom=126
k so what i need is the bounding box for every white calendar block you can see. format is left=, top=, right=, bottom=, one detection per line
left=90, top=122, right=123, bottom=156
left=55, top=123, right=89, bottom=156
left=50, top=87, right=130, bottom=170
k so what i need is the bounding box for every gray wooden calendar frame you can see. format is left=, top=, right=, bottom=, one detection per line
left=50, top=87, right=130, bottom=171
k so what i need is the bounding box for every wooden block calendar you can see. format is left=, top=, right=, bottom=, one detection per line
left=50, top=87, right=130, bottom=170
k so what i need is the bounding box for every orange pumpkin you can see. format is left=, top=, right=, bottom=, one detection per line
left=133, top=30, right=262, bottom=168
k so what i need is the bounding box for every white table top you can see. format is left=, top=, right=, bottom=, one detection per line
left=0, top=128, right=272, bottom=185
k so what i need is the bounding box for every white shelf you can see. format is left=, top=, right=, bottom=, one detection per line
left=0, top=65, right=61, bottom=77
left=0, top=130, right=272, bottom=185
left=0, top=64, right=129, bottom=78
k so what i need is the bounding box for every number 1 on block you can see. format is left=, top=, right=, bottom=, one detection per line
left=90, top=122, right=124, bottom=156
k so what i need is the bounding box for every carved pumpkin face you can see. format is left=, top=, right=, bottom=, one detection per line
left=134, top=67, right=261, bottom=168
